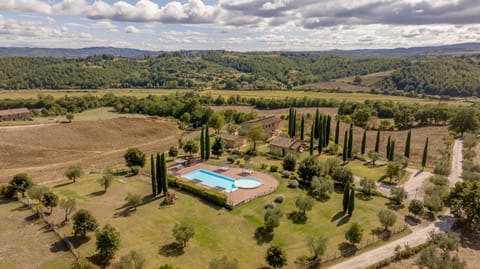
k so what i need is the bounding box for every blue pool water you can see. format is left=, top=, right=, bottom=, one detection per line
left=183, top=169, right=238, bottom=192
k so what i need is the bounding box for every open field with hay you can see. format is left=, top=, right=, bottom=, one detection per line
left=0, top=116, right=183, bottom=183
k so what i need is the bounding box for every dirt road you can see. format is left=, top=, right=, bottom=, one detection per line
left=328, top=138, right=463, bottom=269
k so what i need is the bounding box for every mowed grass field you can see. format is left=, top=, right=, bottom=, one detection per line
left=42, top=172, right=407, bottom=269
left=0, top=116, right=183, bottom=183
left=0, top=199, right=74, bottom=269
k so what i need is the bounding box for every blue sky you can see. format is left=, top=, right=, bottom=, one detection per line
left=1, top=0, right=480, bottom=51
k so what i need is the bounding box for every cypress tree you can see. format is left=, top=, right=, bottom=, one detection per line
left=309, top=124, right=314, bottom=155
left=326, top=115, right=331, bottom=145
left=343, top=130, right=348, bottom=162
left=200, top=126, right=205, bottom=159
left=389, top=140, right=395, bottom=161
left=300, top=114, right=305, bottom=140
left=347, top=124, right=353, bottom=159
left=150, top=155, right=157, bottom=196
left=386, top=136, right=391, bottom=159
left=205, top=124, right=210, bottom=160
left=323, top=116, right=328, bottom=147
left=318, top=130, right=323, bottom=155
left=292, top=110, right=297, bottom=138
left=422, top=137, right=429, bottom=168
left=348, top=187, right=355, bottom=216
left=375, top=130, right=380, bottom=153
left=161, top=153, right=168, bottom=194
left=404, top=130, right=411, bottom=158
left=342, top=183, right=350, bottom=213
left=335, top=118, right=340, bottom=144
left=361, top=130, right=366, bottom=155
left=156, top=153, right=163, bottom=195
left=314, top=109, right=319, bottom=139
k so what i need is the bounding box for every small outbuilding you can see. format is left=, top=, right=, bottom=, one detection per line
left=0, top=108, right=32, bottom=121
left=219, top=134, right=245, bottom=149
left=269, top=136, right=305, bottom=156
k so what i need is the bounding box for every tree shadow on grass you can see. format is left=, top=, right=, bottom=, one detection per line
left=53, top=181, right=74, bottom=188
left=331, top=211, right=345, bottom=222
left=50, top=239, right=69, bottom=253
left=24, top=212, right=40, bottom=222
left=287, top=211, right=307, bottom=224
left=88, top=190, right=105, bottom=197
left=254, top=227, right=273, bottom=245
left=65, top=235, right=91, bottom=248
left=338, top=242, right=358, bottom=257
left=159, top=242, right=184, bottom=257
left=385, top=201, right=404, bottom=211
left=371, top=228, right=392, bottom=241
left=87, top=253, right=109, bottom=267
left=11, top=204, right=29, bottom=212
left=404, top=215, right=421, bottom=226
left=336, top=215, right=351, bottom=227
left=113, top=207, right=136, bottom=218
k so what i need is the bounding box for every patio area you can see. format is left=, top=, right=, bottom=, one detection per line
left=171, top=163, right=280, bottom=208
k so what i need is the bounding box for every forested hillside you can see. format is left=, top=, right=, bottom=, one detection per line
left=1, top=52, right=480, bottom=97
left=380, top=56, right=480, bottom=96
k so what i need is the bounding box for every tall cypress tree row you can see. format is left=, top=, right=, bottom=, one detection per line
left=347, top=124, right=353, bottom=159
left=422, top=137, right=429, bottom=168
left=150, top=155, right=157, bottom=196
left=348, top=187, right=355, bottom=216
left=161, top=153, right=168, bottom=195
left=375, top=130, right=380, bottom=153
left=335, top=118, right=340, bottom=144
left=326, top=115, right=331, bottom=145
left=309, top=124, right=314, bottom=155
left=343, top=130, right=348, bottom=162
left=386, top=136, right=391, bottom=159
left=156, top=153, right=163, bottom=195
left=405, top=130, right=411, bottom=158
left=314, top=109, right=319, bottom=139
left=200, top=125, right=205, bottom=160
left=342, top=183, right=350, bottom=213
left=318, top=129, right=323, bottom=155
left=300, top=114, right=305, bottom=140
left=292, top=110, right=297, bottom=138
left=389, top=140, right=395, bottom=161
left=205, top=124, right=210, bottom=160
left=361, top=130, right=367, bottom=155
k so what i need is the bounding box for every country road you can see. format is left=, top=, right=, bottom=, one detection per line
left=328, top=138, right=464, bottom=269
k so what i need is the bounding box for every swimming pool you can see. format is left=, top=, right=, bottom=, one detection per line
left=236, top=178, right=262, bottom=189
left=182, top=169, right=238, bottom=192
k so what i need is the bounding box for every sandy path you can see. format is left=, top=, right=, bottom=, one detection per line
left=329, top=138, right=463, bottom=269
left=401, top=168, right=433, bottom=201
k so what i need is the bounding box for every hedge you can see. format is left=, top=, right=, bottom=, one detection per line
left=365, top=242, right=430, bottom=269
left=168, top=177, right=227, bottom=207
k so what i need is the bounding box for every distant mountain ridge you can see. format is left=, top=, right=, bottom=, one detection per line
left=1, top=43, right=480, bottom=58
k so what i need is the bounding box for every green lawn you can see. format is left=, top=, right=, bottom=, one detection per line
left=45, top=169, right=407, bottom=269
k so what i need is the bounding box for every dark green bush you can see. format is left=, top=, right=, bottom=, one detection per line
left=270, top=165, right=279, bottom=173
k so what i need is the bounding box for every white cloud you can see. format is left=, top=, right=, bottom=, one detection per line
left=125, top=25, right=140, bottom=34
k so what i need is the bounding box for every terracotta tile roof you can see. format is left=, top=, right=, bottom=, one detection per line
left=0, top=108, right=30, bottom=116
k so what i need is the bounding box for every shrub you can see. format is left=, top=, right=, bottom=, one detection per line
left=130, top=166, right=140, bottom=175
left=288, top=180, right=299, bottom=188
left=274, top=195, right=284, bottom=203
left=261, top=163, right=268, bottom=170
left=282, top=171, right=292, bottom=178
left=169, top=178, right=227, bottom=206
left=227, top=157, right=235, bottom=164
left=264, top=201, right=275, bottom=209
left=282, top=153, right=297, bottom=171
left=270, top=165, right=279, bottom=173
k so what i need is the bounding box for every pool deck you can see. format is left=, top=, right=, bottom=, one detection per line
left=171, top=163, right=280, bottom=208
